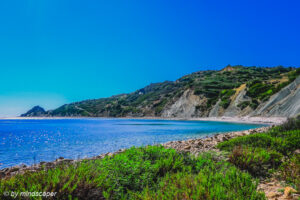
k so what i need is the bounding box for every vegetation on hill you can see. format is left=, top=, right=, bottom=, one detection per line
left=21, top=65, right=299, bottom=117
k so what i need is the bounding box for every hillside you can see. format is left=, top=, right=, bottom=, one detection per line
left=22, top=65, right=300, bottom=118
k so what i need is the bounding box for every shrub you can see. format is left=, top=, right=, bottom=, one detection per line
left=217, top=133, right=276, bottom=151
left=138, top=162, right=265, bottom=200
left=276, top=117, right=300, bottom=132
left=250, top=99, right=259, bottom=109
left=0, top=146, right=265, bottom=200
left=219, top=89, right=235, bottom=109
left=218, top=130, right=300, bottom=156
left=228, top=147, right=283, bottom=177
left=280, top=154, right=300, bottom=191
left=237, top=101, right=250, bottom=110
left=220, top=99, right=231, bottom=109
left=288, top=68, right=300, bottom=82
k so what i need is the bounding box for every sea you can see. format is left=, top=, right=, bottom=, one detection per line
left=0, top=118, right=266, bottom=169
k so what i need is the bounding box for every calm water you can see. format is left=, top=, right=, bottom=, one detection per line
left=0, top=119, right=265, bottom=168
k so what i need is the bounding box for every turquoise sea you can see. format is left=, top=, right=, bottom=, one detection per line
left=0, top=119, right=266, bottom=168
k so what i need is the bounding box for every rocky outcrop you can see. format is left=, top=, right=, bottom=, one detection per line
left=168, top=76, right=300, bottom=118
left=209, top=99, right=221, bottom=117
left=252, top=76, right=300, bottom=117
left=223, top=86, right=252, bottom=117
left=162, top=90, right=205, bottom=118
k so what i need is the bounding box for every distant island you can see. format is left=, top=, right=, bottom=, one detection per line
left=22, top=65, right=300, bottom=118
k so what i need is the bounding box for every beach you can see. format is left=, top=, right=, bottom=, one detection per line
left=0, top=116, right=287, bottom=125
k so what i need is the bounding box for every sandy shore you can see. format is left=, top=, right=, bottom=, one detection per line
left=0, top=116, right=287, bottom=125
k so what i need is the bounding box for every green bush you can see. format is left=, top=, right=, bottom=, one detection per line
left=228, top=147, right=283, bottom=177
left=0, top=146, right=265, bottom=200
left=280, top=154, right=300, bottom=191
left=220, top=99, right=231, bottom=109
left=237, top=101, right=250, bottom=110
left=218, top=130, right=300, bottom=156
left=288, top=68, right=300, bottom=82
left=276, top=117, right=300, bottom=132
left=250, top=99, right=259, bottom=109
left=219, top=89, right=235, bottom=108
left=138, top=166, right=265, bottom=200
left=217, top=117, right=300, bottom=186
left=217, top=133, right=276, bottom=151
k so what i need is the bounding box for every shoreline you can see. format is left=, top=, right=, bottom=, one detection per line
left=0, top=125, right=271, bottom=178
left=0, top=116, right=287, bottom=125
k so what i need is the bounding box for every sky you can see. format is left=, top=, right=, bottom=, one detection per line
left=0, top=0, right=300, bottom=117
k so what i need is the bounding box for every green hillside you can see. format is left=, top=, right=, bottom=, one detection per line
left=22, top=65, right=300, bottom=117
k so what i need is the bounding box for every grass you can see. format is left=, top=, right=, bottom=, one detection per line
left=0, top=146, right=265, bottom=200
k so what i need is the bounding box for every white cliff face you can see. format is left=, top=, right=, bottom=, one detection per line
left=162, top=89, right=203, bottom=118
left=162, top=77, right=300, bottom=118
left=223, top=88, right=252, bottom=117
left=251, top=76, right=300, bottom=117
left=208, top=99, right=221, bottom=117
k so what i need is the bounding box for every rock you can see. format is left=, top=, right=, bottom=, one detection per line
left=0, top=171, right=6, bottom=178
left=63, top=159, right=73, bottom=162
left=20, top=164, right=27, bottom=168
left=294, top=149, right=300, bottom=154
left=184, top=145, right=191, bottom=150
left=267, top=182, right=275, bottom=186
left=195, top=140, right=203, bottom=146
left=253, top=76, right=300, bottom=117
left=9, top=166, right=20, bottom=173
left=284, top=187, right=297, bottom=197
left=45, top=162, right=55, bottom=168
left=266, top=192, right=280, bottom=198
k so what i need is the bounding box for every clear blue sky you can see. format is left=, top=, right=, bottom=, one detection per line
left=0, top=0, right=299, bottom=117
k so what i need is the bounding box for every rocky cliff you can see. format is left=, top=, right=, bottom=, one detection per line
left=252, top=76, right=300, bottom=117
left=21, top=66, right=300, bottom=118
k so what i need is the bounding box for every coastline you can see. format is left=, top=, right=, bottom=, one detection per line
left=0, top=125, right=271, bottom=179
left=0, top=116, right=287, bottom=125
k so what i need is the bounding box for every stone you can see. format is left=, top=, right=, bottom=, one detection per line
left=9, top=166, right=20, bottom=173
left=184, top=145, right=191, bottom=150
left=284, top=187, right=296, bottom=197
left=266, top=192, right=280, bottom=198
left=294, top=149, right=300, bottom=154
left=0, top=171, right=6, bottom=178
left=45, top=162, right=55, bottom=167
